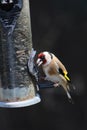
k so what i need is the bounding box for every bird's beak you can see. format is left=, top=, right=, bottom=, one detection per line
left=36, top=58, right=43, bottom=66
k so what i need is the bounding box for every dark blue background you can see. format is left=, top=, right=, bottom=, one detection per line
left=0, top=0, right=87, bottom=130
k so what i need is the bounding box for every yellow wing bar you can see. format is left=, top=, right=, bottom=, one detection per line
left=64, top=71, right=70, bottom=81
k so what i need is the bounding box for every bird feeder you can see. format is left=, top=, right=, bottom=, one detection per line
left=0, top=0, right=40, bottom=108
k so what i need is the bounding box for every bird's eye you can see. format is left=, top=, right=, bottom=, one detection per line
left=41, top=56, right=45, bottom=60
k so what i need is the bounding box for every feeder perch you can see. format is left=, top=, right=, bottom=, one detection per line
left=0, top=0, right=40, bottom=108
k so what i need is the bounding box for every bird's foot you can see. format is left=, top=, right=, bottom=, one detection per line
left=39, top=76, right=45, bottom=81
left=53, top=82, right=59, bottom=87
left=44, top=76, right=50, bottom=81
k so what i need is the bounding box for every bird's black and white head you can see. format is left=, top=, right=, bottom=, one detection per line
left=36, top=51, right=53, bottom=66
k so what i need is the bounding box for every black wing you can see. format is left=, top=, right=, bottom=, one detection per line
left=59, top=68, right=71, bottom=82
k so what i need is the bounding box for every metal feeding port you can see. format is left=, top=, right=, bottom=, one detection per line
left=0, top=0, right=13, bottom=4
left=0, top=0, right=40, bottom=108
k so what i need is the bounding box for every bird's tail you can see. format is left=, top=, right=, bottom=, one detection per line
left=66, top=89, right=71, bottom=99
left=66, top=91, right=74, bottom=103
left=62, top=83, right=74, bottom=103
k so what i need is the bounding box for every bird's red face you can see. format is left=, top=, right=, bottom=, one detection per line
left=36, top=53, right=47, bottom=66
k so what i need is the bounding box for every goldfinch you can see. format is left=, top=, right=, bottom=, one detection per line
left=36, top=51, right=72, bottom=100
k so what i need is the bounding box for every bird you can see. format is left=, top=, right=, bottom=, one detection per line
left=36, top=51, right=73, bottom=101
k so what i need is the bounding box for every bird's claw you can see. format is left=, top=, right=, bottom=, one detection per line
left=39, top=77, right=46, bottom=80
left=53, top=82, right=59, bottom=87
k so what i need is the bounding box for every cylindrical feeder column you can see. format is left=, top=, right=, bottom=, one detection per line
left=0, top=0, right=40, bottom=108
